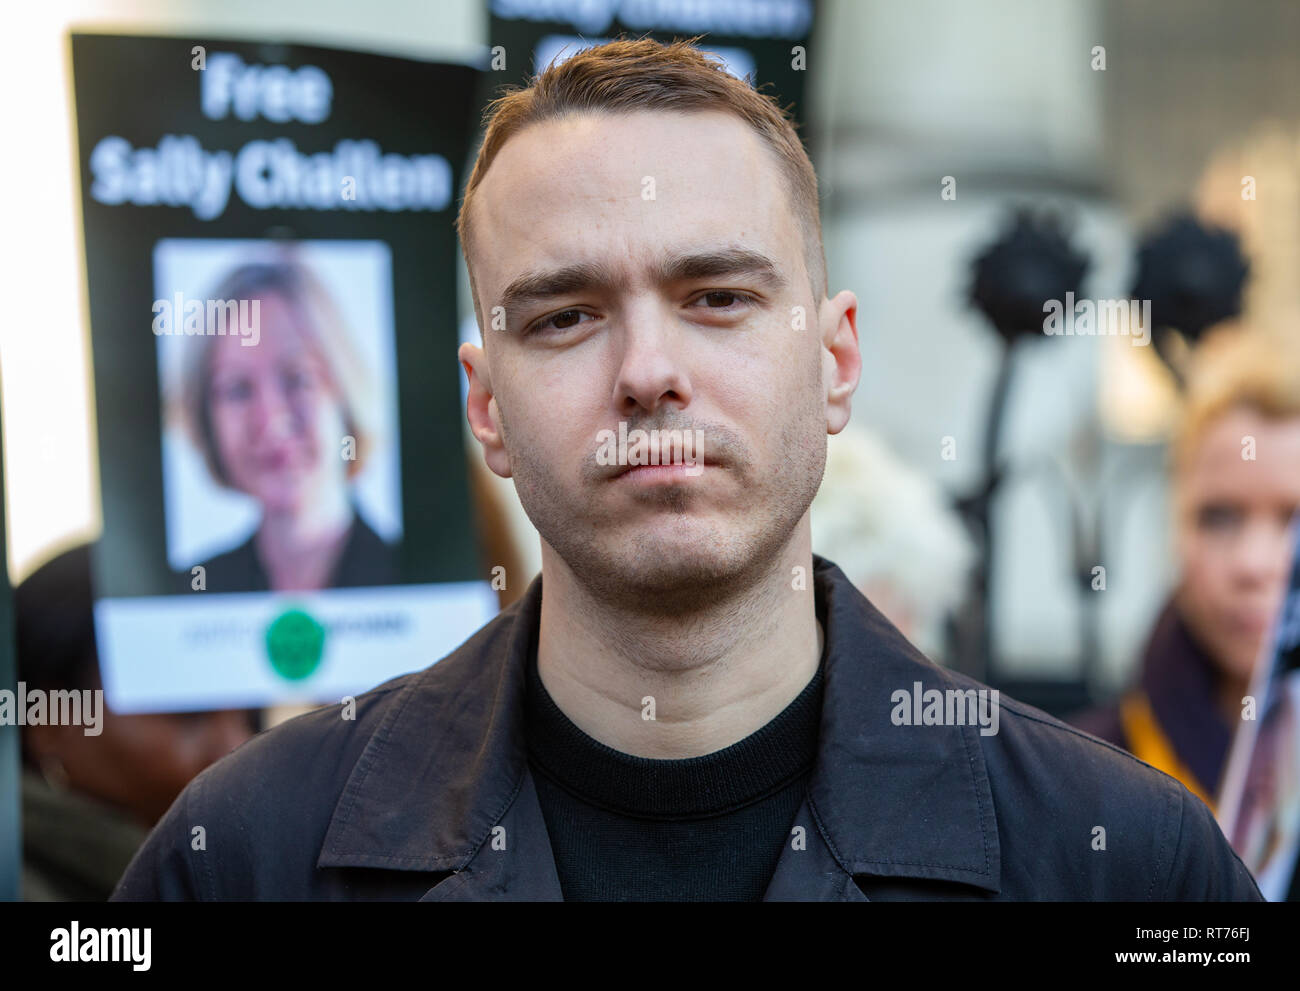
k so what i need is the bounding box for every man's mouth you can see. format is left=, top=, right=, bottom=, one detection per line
left=593, top=423, right=721, bottom=480
left=613, top=461, right=709, bottom=480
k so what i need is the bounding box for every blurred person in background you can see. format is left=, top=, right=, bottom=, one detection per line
left=1072, top=327, right=1300, bottom=809
left=175, top=259, right=396, bottom=593
left=16, top=542, right=256, bottom=899
left=810, top=424, right=974, bottom=661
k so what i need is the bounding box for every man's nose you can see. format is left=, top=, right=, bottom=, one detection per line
left=611, top=303, right=692, bottom=417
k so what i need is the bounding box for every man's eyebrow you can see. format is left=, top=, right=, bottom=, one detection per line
left=498, top=261, right=623, bottom=316
left=495, top=247, right=789, bottom=328
left=654, top=247, right=788, bottom=290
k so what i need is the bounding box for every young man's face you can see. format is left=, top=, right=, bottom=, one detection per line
left=460, top=109, right=859, bottom=609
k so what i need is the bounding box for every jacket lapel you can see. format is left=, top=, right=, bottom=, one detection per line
left=768, top=557, right=1003, bottom=899
left=762, top=793, right=869, bottom=901
left=316, top=575, right=547, bottom=883
left=420, top=769, right=563, bottom=901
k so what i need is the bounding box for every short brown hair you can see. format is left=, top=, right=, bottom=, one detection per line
left=456, top=37, right=827, bottom=326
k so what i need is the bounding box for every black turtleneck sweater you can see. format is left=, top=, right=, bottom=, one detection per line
left=524, top=641, right=825, bottom=902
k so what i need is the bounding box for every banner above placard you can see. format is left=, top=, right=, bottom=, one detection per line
left=488, top=0, right=817, bottom=135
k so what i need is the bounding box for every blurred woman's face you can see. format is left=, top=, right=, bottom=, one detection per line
left=1174, top=406, right=1300, bottom=686
left=206, top=292, right=349, bottom=513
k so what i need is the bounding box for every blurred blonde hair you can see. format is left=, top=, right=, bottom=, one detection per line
left=174, top=256, right=377, bottom=491
left=1172, top=324, right=1300, bottom=477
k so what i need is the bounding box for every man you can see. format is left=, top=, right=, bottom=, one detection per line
left=113, top=38, right=1261, bottom=901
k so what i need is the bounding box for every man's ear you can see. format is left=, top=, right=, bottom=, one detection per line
left=459, top=341, right=512, bottom=479
left=821, top=289, right=861, bottom=435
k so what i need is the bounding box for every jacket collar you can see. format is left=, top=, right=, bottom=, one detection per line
left=805, top=555, right=1001, bottom=892
left=319, top=555, right=1001, bottom=896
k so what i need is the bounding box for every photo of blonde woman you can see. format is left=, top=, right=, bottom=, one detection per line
left=163, top=247, right=401, bottom=593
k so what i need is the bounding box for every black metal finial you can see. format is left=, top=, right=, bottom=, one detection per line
left=1130, top=212, right=1249, bottom=354
left=969, top=207, right=1091, bottom=344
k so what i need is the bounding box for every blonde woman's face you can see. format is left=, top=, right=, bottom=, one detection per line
left=206, top=292, right=349, bottom=513
left=1175, top=406, right=1300, bottom=686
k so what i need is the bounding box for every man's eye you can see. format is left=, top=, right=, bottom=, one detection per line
left=527, top=309, right=589, bottom=336
left=692, top=290, right=751, bottom=309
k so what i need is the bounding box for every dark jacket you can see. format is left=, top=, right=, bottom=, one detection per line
left=113, top=555, right=1263, bottom=901
left=183, top=502, right=397, bottom=594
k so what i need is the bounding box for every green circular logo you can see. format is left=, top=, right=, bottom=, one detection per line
left=265, top=608, right=326, bottom=681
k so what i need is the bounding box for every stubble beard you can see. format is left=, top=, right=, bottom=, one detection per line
left=498, top=372, right=828, bottom=618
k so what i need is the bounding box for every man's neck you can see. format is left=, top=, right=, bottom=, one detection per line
left=535, top=527, right=824, bottom=759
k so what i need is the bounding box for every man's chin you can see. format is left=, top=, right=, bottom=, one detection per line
left=559, top=534, right=768, bottom=614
